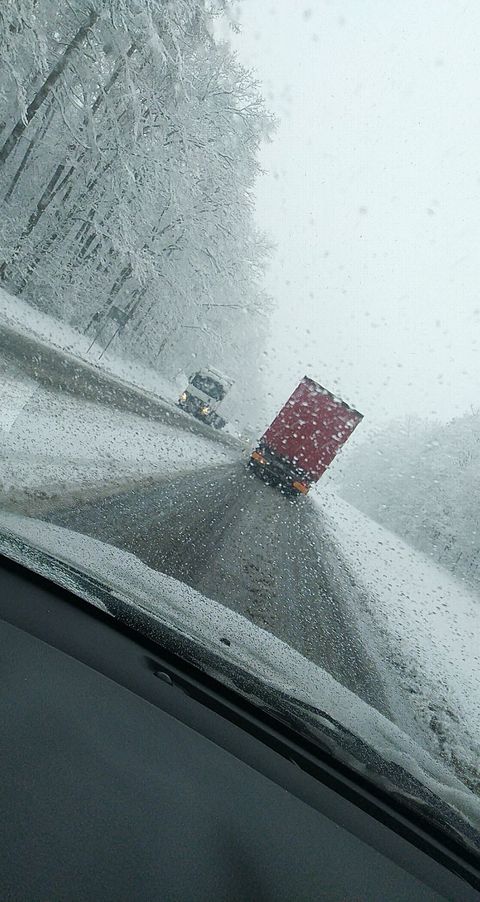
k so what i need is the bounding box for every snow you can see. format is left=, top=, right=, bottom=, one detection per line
left=0, top=509, right=479, bottom=833
left=312, top=486, right=480, bottom=788
left=0, top=290, right=237, bottom=508
left=0, top=349, right=236, bottom=508
left=2, top=285, right=478, bottom=816
left=0, top=364, right=37, bottom=433
left=0, top=286, right=182, bottom=406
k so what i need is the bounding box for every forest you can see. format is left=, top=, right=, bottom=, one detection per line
left=0, top=1, right=273, bottom=410
left=3, top=0, right=476, bottom=590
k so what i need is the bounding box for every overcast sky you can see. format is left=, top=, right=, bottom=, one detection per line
left=228, top=0, right=480, bottom=428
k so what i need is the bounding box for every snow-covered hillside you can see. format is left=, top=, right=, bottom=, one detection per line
left=314, top=487, right=480, bottom=789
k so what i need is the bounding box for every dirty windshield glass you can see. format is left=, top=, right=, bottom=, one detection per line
left=1, top=0, right=480, bottom=847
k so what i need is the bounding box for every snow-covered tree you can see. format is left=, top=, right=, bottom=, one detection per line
left=0, top=0, right=274, bottom=414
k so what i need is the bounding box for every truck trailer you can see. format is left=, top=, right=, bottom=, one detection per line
left=249, top=376, right=363, bottom=496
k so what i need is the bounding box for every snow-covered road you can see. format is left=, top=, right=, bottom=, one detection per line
left=0, top=288, right=239, bottom=453
left=38, top=462, right=391, bottom=721
left=7, top=409, right=480, bottom=792
left=0, top=345, right=238, bottom=509
left=1, top=309, right=479, bottom=794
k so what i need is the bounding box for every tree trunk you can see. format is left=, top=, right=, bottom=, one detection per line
left=91, top=43, right=137, bottom=116
left=0, top=162, right=74, bottom=280
left=0, top=9, right=99, bottom=168
left=3, top=101, right=56, bottom=203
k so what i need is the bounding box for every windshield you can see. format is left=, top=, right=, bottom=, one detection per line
left=190, top=374, right=226, bottom=401
left=1, top=0, right=480, bottom=851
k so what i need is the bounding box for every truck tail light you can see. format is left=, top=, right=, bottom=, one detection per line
left=292, top=480, right=309, bottom=495
left=251, top=450, right=266, bottom=465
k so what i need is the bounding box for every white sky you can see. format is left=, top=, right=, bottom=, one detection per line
left=228, top=0, right=480, bottom=427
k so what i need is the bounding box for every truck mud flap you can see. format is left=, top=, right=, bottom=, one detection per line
left=248, top=460, right=301, bottom=498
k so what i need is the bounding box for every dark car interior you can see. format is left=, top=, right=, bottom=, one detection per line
left=1, top=553, right=479, bottom=901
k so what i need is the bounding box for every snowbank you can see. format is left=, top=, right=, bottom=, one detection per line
left=0, top=359, right=38, bottom=434
left=0, top=510, right=478, bottom=835
left=0, top=286, right=180, bottom=405
left=0, top=351, right=236, bottom=510
left=312, top=487, right=480, bottom=787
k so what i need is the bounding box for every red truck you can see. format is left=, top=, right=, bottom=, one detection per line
left=249, top=376, right=363, bottom=496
